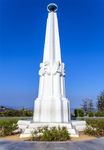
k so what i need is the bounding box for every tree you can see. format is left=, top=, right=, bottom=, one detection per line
left=74, top=109, right=84, bottom=117
left=81, top=98, right=94, bottom=115
left=97, top=91, right=104, bottom=111
left=95, top=111, right=104, bottom=117
left=0, top=106, right=33, bottom=117
left=88, top=111, right=94, bottom=117
left=88, top=99, right=94, bottom=112
left=81, top=99, right=88, bottom=115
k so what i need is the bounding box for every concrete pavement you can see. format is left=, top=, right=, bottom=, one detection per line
left=0, top=138, right=104, bottom=150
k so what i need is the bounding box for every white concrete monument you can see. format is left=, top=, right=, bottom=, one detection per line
left=33, top=3, right=70, bottom=123
left=18, top=3, right=86, bottom=138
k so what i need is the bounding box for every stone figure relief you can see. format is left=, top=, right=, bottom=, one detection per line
left=39, top=61, right=51, bottom=76
left=53, top=62, right=65, bottom=76
left=39, top=61, right=65, bottom=76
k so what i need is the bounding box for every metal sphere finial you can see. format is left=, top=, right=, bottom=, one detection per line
left=47, top=3, right=58, bottom=12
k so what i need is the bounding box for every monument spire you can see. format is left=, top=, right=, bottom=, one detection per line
left=43, top=3, right=61, bottom=64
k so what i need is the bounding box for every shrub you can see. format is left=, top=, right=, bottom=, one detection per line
left=95, top=111, right=104, bottom=117
left=84, top=127, right=97, bottom=136
left=0, top=106, right=33, bottom=117
left=84, top=118, right=104, bottom=137
left=0, top=119, right=18, bottom=137
left=31, top=126, right=71, bottom=141
left=88, top=111, right=94, bottom=117
left=74, top=109, right=84, bottom=117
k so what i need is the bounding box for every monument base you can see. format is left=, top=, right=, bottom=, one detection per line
left=17, top=120, right=86, bottom=138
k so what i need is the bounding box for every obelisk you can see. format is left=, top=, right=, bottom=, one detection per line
left=33, top=3, right=70, bottom=123
left=18, top=3, right=86, bottom=138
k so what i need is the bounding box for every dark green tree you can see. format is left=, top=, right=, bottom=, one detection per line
left=81, top=99, right=88, bottom=115
left=97, top=91, right=104, bottom=111
left=74, top=109, right=84, bottom=117
left=81, top=98, right=94, bottom=115
left=88, top=111, right=94, bottom=117
left=88, top=99, right=94, bottom=112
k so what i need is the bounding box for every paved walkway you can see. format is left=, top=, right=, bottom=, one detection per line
left=0, top=138, right=104, bottom=150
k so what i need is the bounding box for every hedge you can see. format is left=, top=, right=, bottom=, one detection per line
left=0, top=118, right=18, bottom=137
left=84, top=118, right=104, bottom=137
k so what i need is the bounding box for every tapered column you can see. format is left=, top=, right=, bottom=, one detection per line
left=33, top=3, right=70, bottom=123
left=43, top=12, right=61, bottom=64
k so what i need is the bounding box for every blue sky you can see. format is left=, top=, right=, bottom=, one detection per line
left=0, top=0, right=104, bottom=109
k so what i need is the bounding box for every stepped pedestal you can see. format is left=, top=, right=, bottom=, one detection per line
left=18, top=120, right=86, bottom=138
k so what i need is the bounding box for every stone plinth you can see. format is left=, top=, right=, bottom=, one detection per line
left=18, top=120, right=86, bottom=138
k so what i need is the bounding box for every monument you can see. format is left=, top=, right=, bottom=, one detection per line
left=18, top=3, right=86, bottom=138
left=33, top=3, right=70, bottom=123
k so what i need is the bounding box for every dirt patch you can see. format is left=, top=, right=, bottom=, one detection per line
left=71, top=132, right=96, bottom=141
left=0, top=133, right=97, bottom=142
left=0, top=134, right=29, bottom=141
